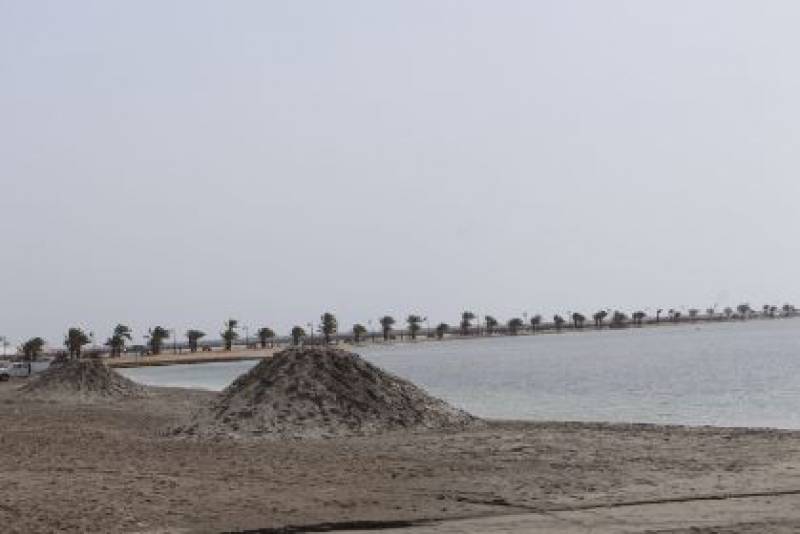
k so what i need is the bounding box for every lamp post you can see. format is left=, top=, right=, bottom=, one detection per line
left=244, top=325, right=250, bottom=348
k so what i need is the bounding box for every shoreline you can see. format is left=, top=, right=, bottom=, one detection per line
left=10, top=315, right=795, bottom=370
left=102, top=315, right=800, bottom=369
left=107, top=350, right=272, bottom=368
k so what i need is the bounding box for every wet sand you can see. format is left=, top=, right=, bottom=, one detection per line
left=2, top=380, right=800, bottom=533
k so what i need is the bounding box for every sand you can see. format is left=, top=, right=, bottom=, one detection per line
left=176, top=347, right=477, bottom=439
left=3, top=377, right=800, bottom=533
left=108, top=346, right=277, bottom=368
left=338, top=496, right=800, bottom=533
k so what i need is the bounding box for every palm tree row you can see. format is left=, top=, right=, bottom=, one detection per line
left=9, top=302, right=798, bottom=359
left=303, top=303, right=798, bottom=346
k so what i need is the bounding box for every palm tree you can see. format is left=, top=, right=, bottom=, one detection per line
left=553, top=315, right=566, bottom=331
left=64, top=327, right=91, bottom=359
left=105, top=324, right=132, bottom=357
left=104, top=336, right=120, bottom=357
left=221, top=319, right=239, bottom=351
left=257, top=327, right=276, bottom=348
left=185, top=330, right=206, bottom=353
left=593, top=310, right=608, bottom=328
left=705, top=308, right=715, bottom=320
left=724, top=307, right=734, bottom=319
left=291, top=326, right=305, bottom=346
left=507, top=318, right=523, bottom=335
left=406, top=315, right=423, bottom=340
left=611, top=311, right=628, bottom=327
left=460, top=311, right=475, bottom=336
left=379, top=316, right=395, bottom=341
left=21, top=337, right=45, bottom=361
left=530, top=314, right=542, bottom=334
left=115, top=324, right=132, bottom=344
left=736, top=303, right=751, bottom=319
left=782, top=304, right=796, bottom=317
left=319, top=312, right=337, bottom=344
left=572, top=312, right=586, bottom=329
left=149, top=326, right=170, bottom=355
left=656, top=309, right=663, bottom=323
left=485, top=316, right=498, bottom=335
left=632, top=311, right=646, bottom=326
left=688, top=309, right=699, bottom=321
left=352, top=324, right=367, bottom=343
left=435, top=323, right=449, bottom=340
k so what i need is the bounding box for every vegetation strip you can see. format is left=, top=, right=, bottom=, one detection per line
left=4, top=304, right=797, bottom=363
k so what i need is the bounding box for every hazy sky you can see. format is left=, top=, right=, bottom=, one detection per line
left=2, top=1, right=798, bottom=346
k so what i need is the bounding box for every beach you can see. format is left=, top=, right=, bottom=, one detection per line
left=106, top=347, right=277, bottom=368
left=3, top=380, right=800, bottom=533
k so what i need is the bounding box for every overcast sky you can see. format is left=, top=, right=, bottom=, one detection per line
left=1, top=1, right=798, bottom=346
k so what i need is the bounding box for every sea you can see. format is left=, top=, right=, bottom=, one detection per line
left=119, top=318, right=800, bottom=429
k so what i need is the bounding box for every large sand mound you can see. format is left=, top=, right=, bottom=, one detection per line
left=176, top=347, right=478, bottom=438
left=22, top=359, right=146, bottom=400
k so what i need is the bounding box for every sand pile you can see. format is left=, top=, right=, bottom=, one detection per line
left=22, top=359, right=146, bottom=400
left=176, top=347, right=477, bottom=438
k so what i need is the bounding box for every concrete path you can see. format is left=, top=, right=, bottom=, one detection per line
left=337, top=492, right=800, bottom=533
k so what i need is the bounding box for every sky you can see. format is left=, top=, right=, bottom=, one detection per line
left=1, top=0, right=799, bottom=347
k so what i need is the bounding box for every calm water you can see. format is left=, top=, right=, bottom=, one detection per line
left=120, top=319, right=800, bottom=428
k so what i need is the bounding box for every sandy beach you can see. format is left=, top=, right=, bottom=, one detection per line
left=107, top=347, right=278, bottom=368
left=107, top=344, right=352, bottom=368
left=3, top=379, right=800, bottom=533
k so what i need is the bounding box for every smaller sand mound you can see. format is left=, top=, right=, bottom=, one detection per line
left=22, top=359, right=146, bottom=400
left=176, top=347, right=478, bottom=439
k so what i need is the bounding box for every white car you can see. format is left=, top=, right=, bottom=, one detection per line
left=0, top=362, right=32, bottom=380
